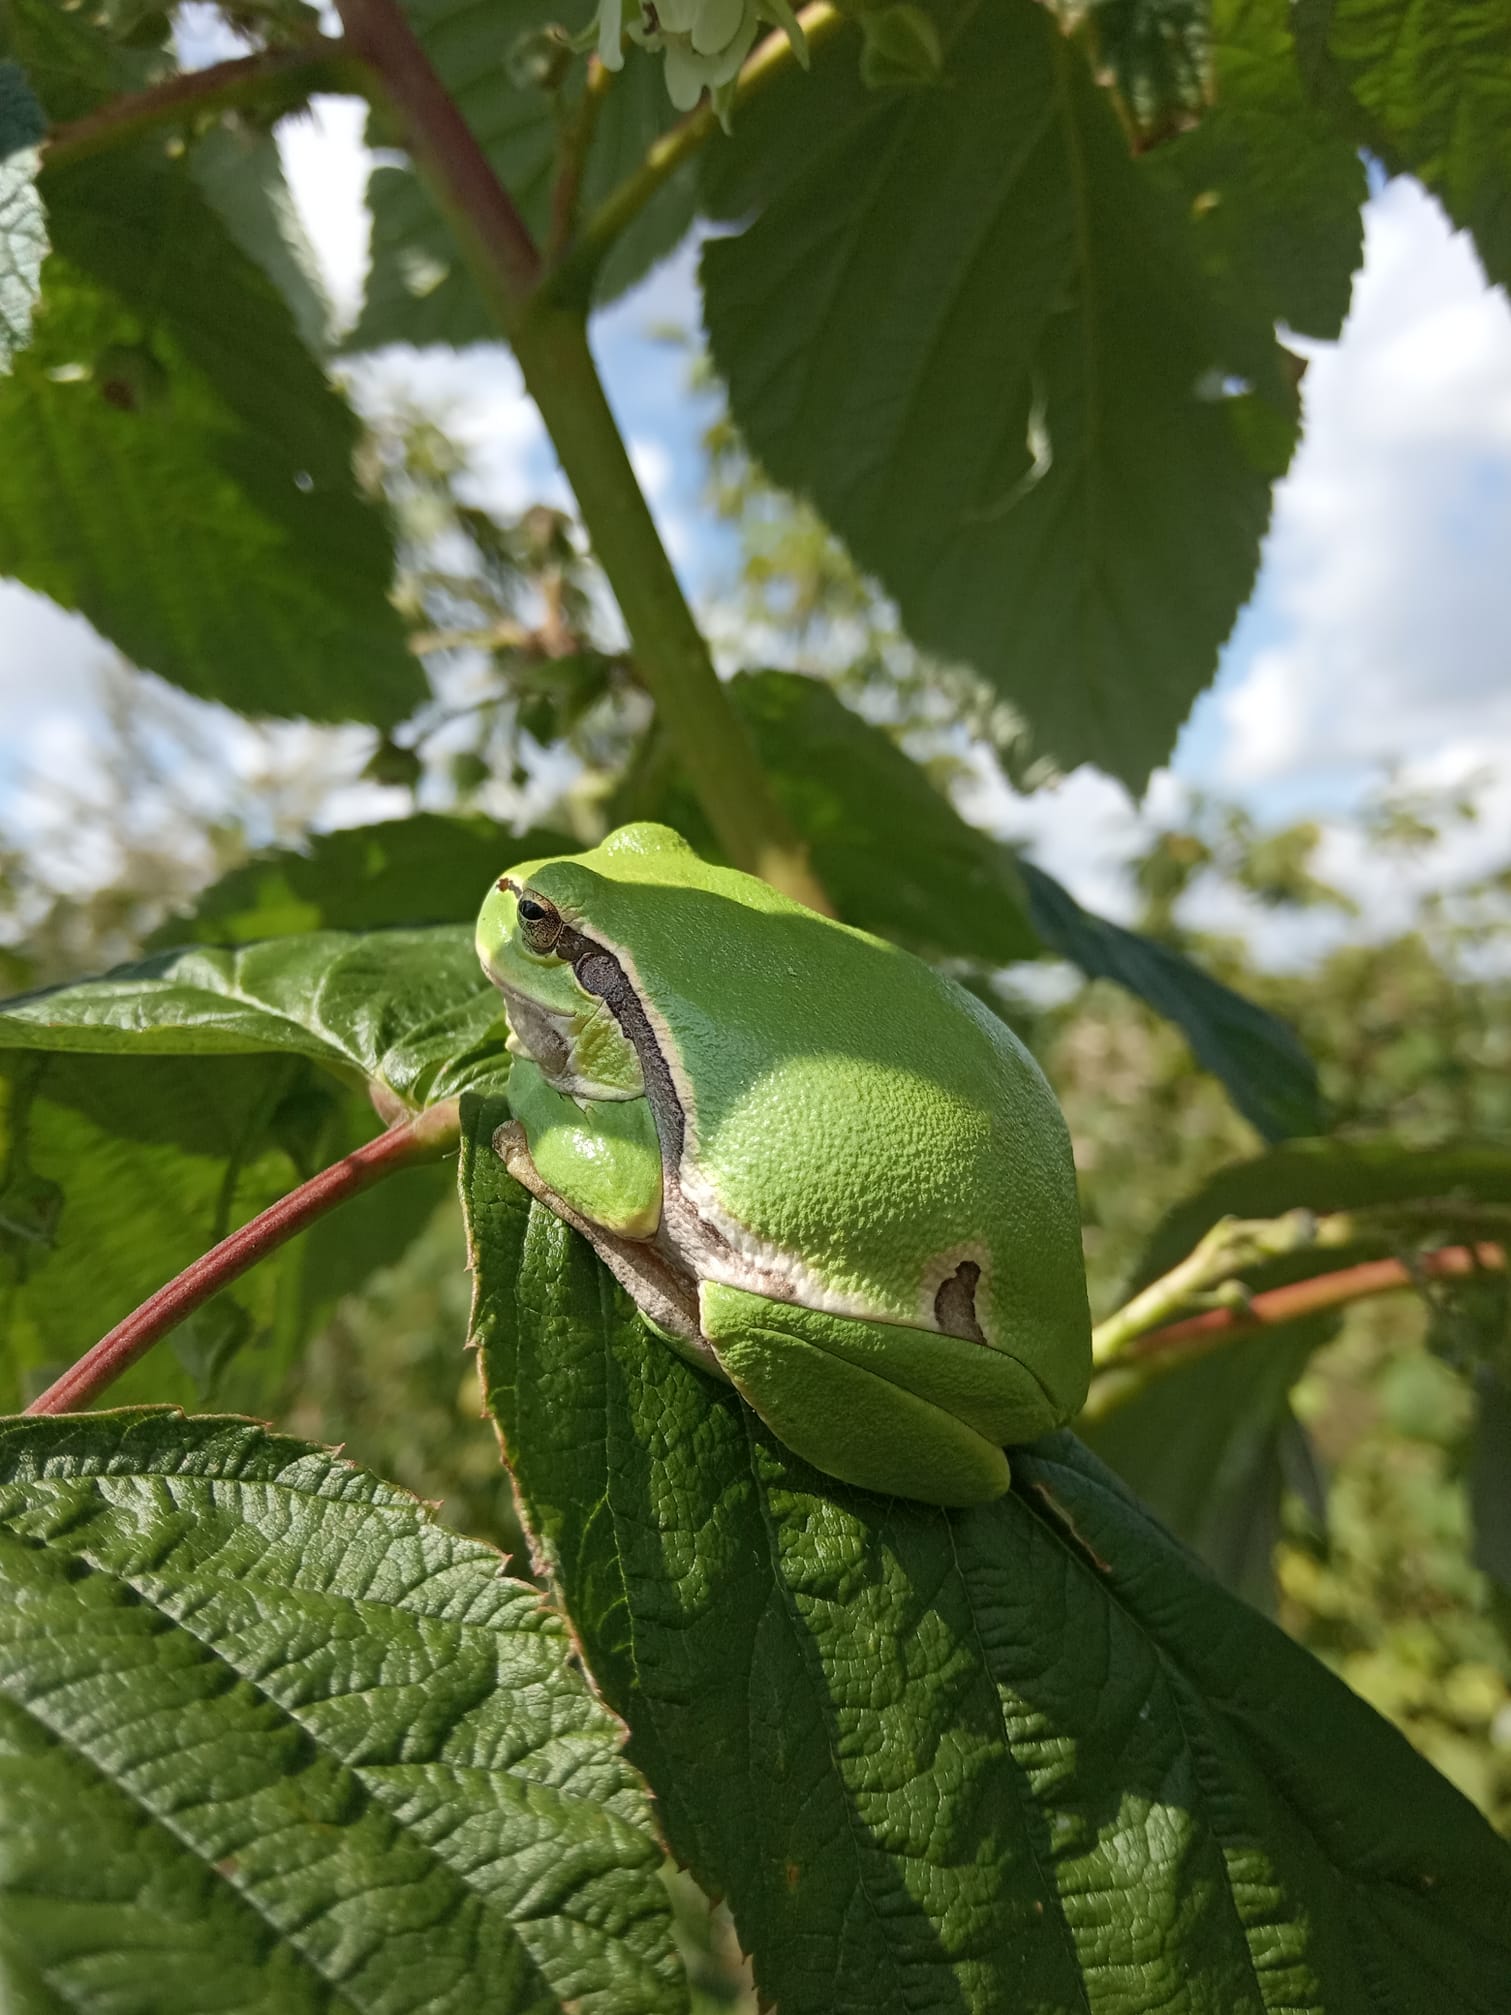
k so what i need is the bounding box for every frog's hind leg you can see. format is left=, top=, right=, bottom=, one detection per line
left=698, top=1282, right=1014, bottom=1506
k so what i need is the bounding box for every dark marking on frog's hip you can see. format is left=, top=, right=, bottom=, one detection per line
left=934, top=1259, right=987, bottom=1345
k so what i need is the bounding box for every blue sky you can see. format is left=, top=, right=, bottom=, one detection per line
left=2, top=74, right=1509, bottom=953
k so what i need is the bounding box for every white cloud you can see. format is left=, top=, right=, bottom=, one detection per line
left=1211, top=179, right=1511, bottom=791
left=276, top=96, right=373, bottom=330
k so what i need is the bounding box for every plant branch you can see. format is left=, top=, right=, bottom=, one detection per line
left=43, top=42, right=356, bottom=171
left=548, top=54, right=615, bottom=266
left=1079, top=1234, right=1505, bottom=1426
left=24, top=1102, right=460, bottom=1417
left=547, top=1, right=846, bottom=304
left=343, top=0, right=831, bottom=906
left=1091, top=1202, right=1511, bottom=1367
left=332, top=0, right=542, bottom=308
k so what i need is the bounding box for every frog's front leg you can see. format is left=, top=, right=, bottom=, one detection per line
left=698, top=1284, right=1058, bottom=1505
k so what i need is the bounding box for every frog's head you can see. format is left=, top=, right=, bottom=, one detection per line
left=476, top=862, right=646, bottom=1101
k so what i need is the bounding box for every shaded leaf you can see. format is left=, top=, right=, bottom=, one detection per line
left=0, top=148, right=419, bottom=724
left=0, top=58, right=44, bottom=370
left=190, top=121, right=331, bottom=356
left=1082, top=0, right=1208, bottom=137
left=464, top=1096, right=1511, bottom=2015
left=1087, top=1135, right=1511, bottom=1595
left=1297, top=0, right=1511, bottom=290
left=0, top=1411, right=687, bottom=2014
left=1469, top=1366, right=1511, bottom=1597
left=1020, top=855, right=1323, bottom=1139
left=702, top=0, right=1294, bottom=789
left=150, top=815, right=575, bottom=947
left=0, top=926, right=508, bottom=1110
left=1158, top=0, right=1366, bottom=339
left=0, top=1048, right=444, bottom=1414
left=1081, top=1318, right=1333, bottom=1607
left=351, top=0, right=694, bottom=350
left=642, top=670, right=1040, bottom=965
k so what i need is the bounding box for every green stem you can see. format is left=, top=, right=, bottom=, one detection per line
left=1091, top=1202, right=1511, bottom=1367
left=24, top=1103, right=460, bottom=1417
left=511, top=306, right=831, bottom=906
left=547, top=1, right=846, bottom=305
left=337, top=0, right=830, bottom=908
left=42, top=41, right=355, bottom=170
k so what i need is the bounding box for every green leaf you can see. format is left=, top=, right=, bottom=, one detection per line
left=0, top=59, right=44, bottom=370
left=1469, top=1367, right=1511, bottom=1596
left=1297, top=0, right=1511, bottom=290
left=1157, top=0, right=1366, bottom=338
left=463, top=1099, right=1511, bottom=2013
left=701, top=0, right=1294, bottom=790
left=1082, top=1320, right=1333, bottom=1607
left=642, top=670, right=1041, bottom=966
left=189, top=122, right=332, bottom=356
left=0, top=1048, right=445, bottom=1413
left=0, top=0, right=161, bottom=125
left=0, top=1411, right=688, bottom=2014
left=149, top=815, right=577, bottom=947
left=0, top=148, right=420, bottom=724
left=350, top=0, right=695, bottom=350
left=0, top=927, right=509, bottom=1109
left=1019, top=856, right=1324, bottom=1139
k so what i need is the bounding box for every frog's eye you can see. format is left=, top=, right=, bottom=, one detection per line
left=516, top=892, right=564, bottom=954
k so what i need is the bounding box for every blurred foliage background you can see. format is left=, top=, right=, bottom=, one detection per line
left=4, top=392, right=1508, bottom=1869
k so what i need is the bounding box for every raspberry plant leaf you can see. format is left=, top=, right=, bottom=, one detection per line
left=701, top=0, right=1296, bottom=790
left=0, top=1050, right=448, bottom=1413
left=463, top=1095, right=1511, bottom=2015
left=1296, top=0, right=1511, bottom=290
left=1085, top=1136, right=1511, bottom=1604
left=1156, top=0, right=1367, bottom=340
left=147, top=818, right=578, bottom=949
left=0, top=137, right=419, bottom=723
left=0, top=927, right=508, bottom=1110
left=0, top=1411, right=688, bottom=2014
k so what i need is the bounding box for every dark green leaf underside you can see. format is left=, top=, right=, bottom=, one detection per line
left=702, top=0, right=1293, bottom=789
left=1020, top=856, right=1323, bottom=1140
left=0, top=1412, right=687, bottom=2014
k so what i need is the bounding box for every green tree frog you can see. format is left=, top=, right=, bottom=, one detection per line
left=476, top=823, right=1091, bottom=1506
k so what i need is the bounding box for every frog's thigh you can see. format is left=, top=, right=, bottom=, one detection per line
left=699, top=1283, right=1012, bottom=1506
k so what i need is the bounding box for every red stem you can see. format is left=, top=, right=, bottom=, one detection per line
left=331, top=0, right=541, bottom=309
left=1128, top=1241, right=1506, bottom=1361
left=43, top=43, right=352, bottom=169
left=25, top=1105, right=458, bottom=1416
